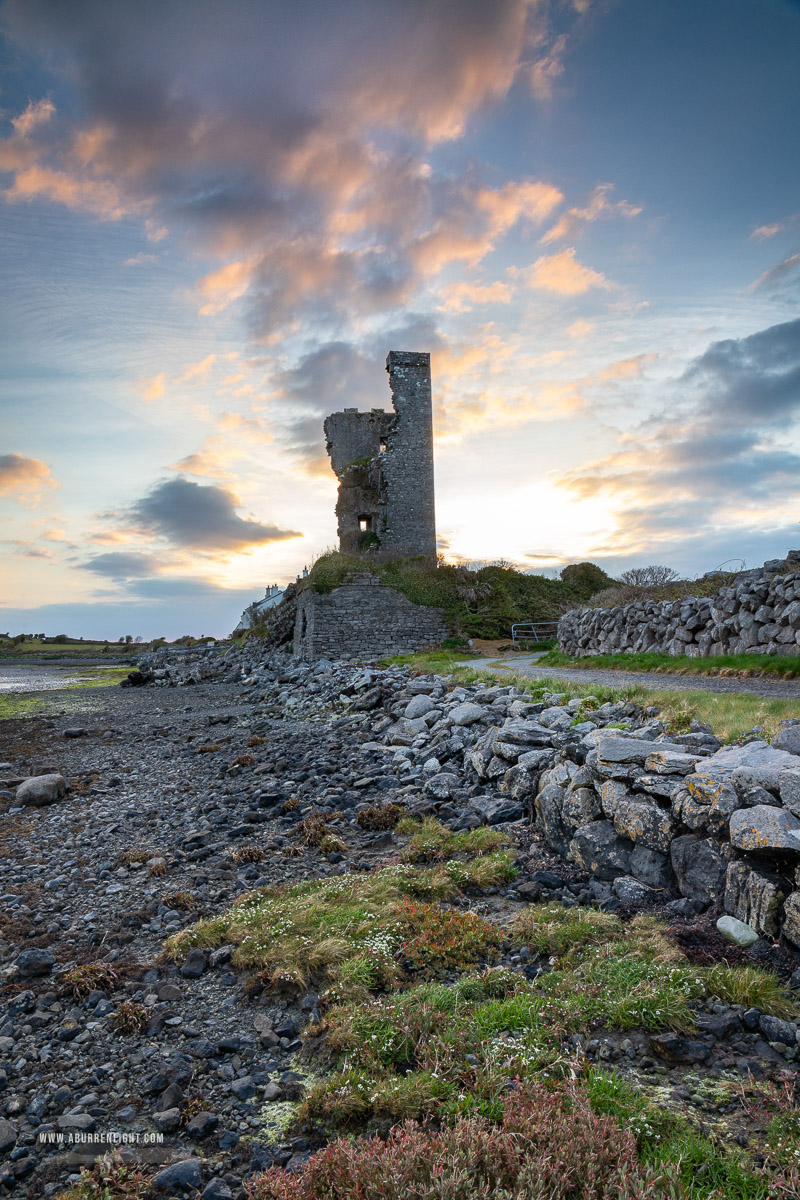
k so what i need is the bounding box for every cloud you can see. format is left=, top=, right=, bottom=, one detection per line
left=135, top=372, right=166, bottom=403
left=524, top=247, right=609, bottom=295
left=566, top=318, right=595, bottom=339
left=596, top=353, right=657, bottom=381
left=539, top=183, right=642, bottom=246
left=529, top=33, right=567, bottom=100
left=558, top=317, right=800, bottom=552
left=0, top=0, right=585, bottom=340
left=749, top=252, right=800, bottom=293
left=0, top=453, right=59, bottom=504
left=126, top=476, right=301, bottom=550
left=81, top=552, right=162, bottom=578
left=437, top=279, right=513, bottom=312
left=751, top=214, right=799, bottom=240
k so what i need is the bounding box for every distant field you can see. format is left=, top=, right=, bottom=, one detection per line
left=0, top=639, right=138, bottom=659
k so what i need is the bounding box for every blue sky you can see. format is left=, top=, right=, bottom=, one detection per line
left=1, top=0, right=799, bottom=638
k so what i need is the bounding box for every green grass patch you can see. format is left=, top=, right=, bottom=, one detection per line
left=585, top=1069, right=779, bottom=1199
left=396, top=816, right=510, bottom=863
left=164, top=857, right=515, bottom=994
left=540, top=649, right=800, bottom=680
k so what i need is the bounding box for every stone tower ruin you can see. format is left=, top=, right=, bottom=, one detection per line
left=323, top=350, right=436, bottom=561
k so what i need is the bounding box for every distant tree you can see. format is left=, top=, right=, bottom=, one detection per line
left=619, top=565, right=680, bottom=587
left=560, top=562, right=617, bottom=598
left=118, top=636, right=125, bottom=643
left=134, top=635, right=143, bottom=643
left=52, top=633, right=68, bottom=643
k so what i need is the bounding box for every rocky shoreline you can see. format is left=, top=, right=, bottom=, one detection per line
left=0, top=646, right=799, bottom=1198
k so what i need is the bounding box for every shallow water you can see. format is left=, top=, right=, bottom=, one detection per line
left=0, top=664, right=115, bottom=694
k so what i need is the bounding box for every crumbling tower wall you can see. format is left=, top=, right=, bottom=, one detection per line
left=323, top=350, right=436, bottom=561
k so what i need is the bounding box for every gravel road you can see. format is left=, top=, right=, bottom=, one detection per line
left=467, top=655, right=800, bottom=700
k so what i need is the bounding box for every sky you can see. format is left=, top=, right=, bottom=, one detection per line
left=1, top=0, right=799, bottom=639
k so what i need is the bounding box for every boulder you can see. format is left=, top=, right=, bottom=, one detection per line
left=562, top=786, right=601, bottom=830
left=729, top=805, right=800, bottom=854
left=404, top=695, right=435, bottom=719
left=152, top=1159, right=205, bottom=1194
left=449, top=702, right=486, bottom=726
left=15, top=773, right=67, bottom=807
left=423, top=773, right=460, bottom=800
left=649, top=1033, right=710, bottom=1064
left=498, top=720, right=552, bottom=746
left=535, top=783, right=571, bottom=856
left=613, top=798, right=676, bottom=853
left=569, top=821, right=632, bottom=880
left=779, top=768, right=800, bottom=818
left=629, top=845, right=675, bottom=889
left=670, top=836, right=727, bottom=903
left=597, top=779, right=633, bottom=818
left=781, top=892, right=800, bottom=947
left=612, top=876, right=653, bottom=904
left=596, top=736, right=687, bottom=765
left=644, top=750, right=703, bottom=775
left=724, top=861, right=786, bottom=937
left=772, top=725, right=800, bottom=756
left=469, top=796, right=523, bottom=825
left=716, top=915, right=759, bottom=948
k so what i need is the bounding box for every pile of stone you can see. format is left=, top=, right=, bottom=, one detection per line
left=558, top=551, right=800, bottom=658
left=245, top=655, right=800, bottom=950
left=127, top=646, right=800, bottom=952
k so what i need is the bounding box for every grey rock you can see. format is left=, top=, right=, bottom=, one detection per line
left=759, top=1014, right=797, bottom=1045
left=597, top=779, right=633, bottom=818
left=772, top=726, right=800, bottom=756
left=230, top=1076, right=256, bottom=1100
left=0, top=1120, right=16, bottom=1153
left=729, top=805, right=800, bottom=853
left=186, top=1111, right=219, bottom=1139
left=596, top=736, right=686, bottom=765
left=629, top=845, right=674, bottom=889
left=569, top=821, right=632, bottom=881
left=650, top=1032, right=710, bottom=1064
left=613, top=798, right=676, bottom=853
left=58, top=1113, right=96, bottom=1131
left=201, top=1181, right=233, bottom=1200
left=779, top=768, right=800, bottom=818
left=644, top=750, right=702, bottom=775
left=612, top=876, right=653, bottom=904
left=535, top=783, right=571, bottom=855
left=696, top=1011, right=741, bottom=1039
left=498, top=720, right=552, bottom=746
left=405, top=695, right=435, bottom=719
left=469, top=796, right=523, bottom=825
left=449, top=702, right=486, bottom=727
left=152, top=1107, right=181, bottom=1133
left=15, top=948, right=54, bottom=977
left=782, top=892, right=800, bottom=947
left=723, top=862, right=786, bottom=938
left=152, top=1158, right=204, bottom=1193
left=180, top=948, right=208, bottom=978
left=670, top=836, right=727, bottom=903
left=716, top=915, right=759, bottom=947
left=562, top=786, right=601, bottom=829
left=15, top=773, right=67, bottom=807
left=423, top=773, right=459, bottom=800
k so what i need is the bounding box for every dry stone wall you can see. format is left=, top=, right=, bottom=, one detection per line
left=558, top=551, right=800, bottom=658
left=293, top=575, right=450, bottom=662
